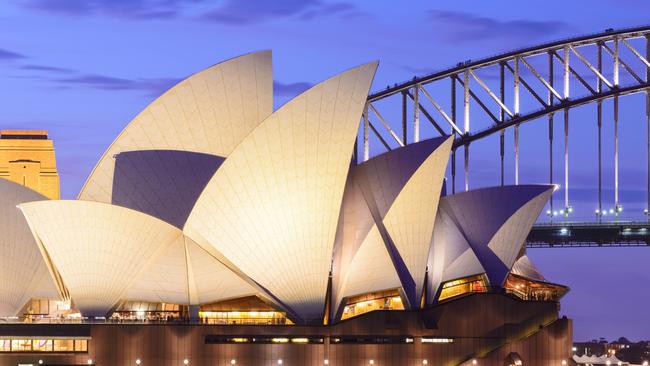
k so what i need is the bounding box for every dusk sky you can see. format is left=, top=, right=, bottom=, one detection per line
left=1, top=0, right=649, bottom=341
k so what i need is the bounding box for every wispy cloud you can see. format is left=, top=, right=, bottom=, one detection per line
left=274, top=80, right=312, bottom=97
left=427, top=10, right=573, bottom=45
left=52, top=74, right=180, bottom=96
left=18, top=0, right=202, bottom=19
left=0, top=48, right=27, bottom=61
left=200, top=0, right=363, bottom=24
left=21, top=64, right=73, bottom=73
left=18, top=0, right=363, bottom=22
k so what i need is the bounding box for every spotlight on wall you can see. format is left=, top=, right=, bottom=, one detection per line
left=183, top=359, right=189, bottom=365
left=136, top=359, right=141, bottom=365
left=423, top=360, right=428, bottom=365
left=231, top=359, right=236, bottom=365
left=472, top=360, right=478, bottom=365
left=324, top=360, right=329, bottom=364
left=277, top=359, right=283, bottom=365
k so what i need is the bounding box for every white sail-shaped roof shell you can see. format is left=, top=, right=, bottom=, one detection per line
left=185, top=239, right=258, bottom=305
left=20, top=201, right=260, bottom=316
left=427, top=185, right=554, bottom=302
left=511, top=254, right=546, bottom=282
left=332, top=137, right=452, bottom=314
left=123, top=235, right=190, bottom=304
left=123, top=235, right=258, bottom=306
left=184, top=62, right=378, bottom=323
left=0, top=179, right=59, bottom=316
left=381, top=136, right=452, bottom=302
left=78, top=51, right=273, bottom=218
left=20, top=201, right=188, bottom=316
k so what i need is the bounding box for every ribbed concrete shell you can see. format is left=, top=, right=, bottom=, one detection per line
left=427, top=185, right=554, bottom=303
left=185, top=62, right=378, bottom=323
left=78, top=51, right=273, bottom=228
left=19, top=201, right=258, bottom=316
left=0, top=179, right=58, bottom=316
left=124, top=236, right=257, bottom=306
left=332, top=137, right=452, bottom=316
left=511, top=254, right=546, bottom=282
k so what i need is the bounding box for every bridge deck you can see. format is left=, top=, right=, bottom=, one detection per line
left=527, top=221, right=650, bottom=248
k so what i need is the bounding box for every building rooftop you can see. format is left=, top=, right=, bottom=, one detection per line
left=0, top=129, right=49, bottom=139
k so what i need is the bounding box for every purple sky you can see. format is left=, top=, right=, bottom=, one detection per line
left=1, top=0, right=649, bottom=341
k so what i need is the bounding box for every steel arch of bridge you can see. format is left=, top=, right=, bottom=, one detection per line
left=361, top=25, right=650, bottom=225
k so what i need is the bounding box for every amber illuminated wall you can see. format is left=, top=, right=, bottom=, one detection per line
left=0, top=130, right=59, bottom=199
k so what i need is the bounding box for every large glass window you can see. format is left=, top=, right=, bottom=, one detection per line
left=74, top=339, right=88, bottom=352
left=53, top=339, right=74, bottom=352
left=0, top=338, right=88, bottom=353
left=438, top=274, right=488, bottom=302
left=199, top=311, right=293, bottom=325
left=199, top=296, right=294, bottom=325
left=504, top=274, right=568, bottom=301
left=110, top=301, right=186, bottom=322
left=33, top=339, right=52, bottom=352
left=11, top=339, right=32, bottom=352
left=341, top=289, right=405, bottom=320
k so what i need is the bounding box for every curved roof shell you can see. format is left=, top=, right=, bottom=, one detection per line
left=427, top=185, right=554, bottom=303
left=78, top=51, right=273, bottom=228
left=20, top=200, right=185, bottom=316
left=332, top=136, right=452, bottom=316
left=0, top=179, right=58, bottom=316
left=19, top=200, right=259, bottom=317
left=184, top=62, right=378, bottom=324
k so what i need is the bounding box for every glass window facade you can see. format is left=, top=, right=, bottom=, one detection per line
left=0, top=338, right=87, bottom=353
left=438, top=274, right=488, bottom=302
left=199, top=311, right=293, bottom=325
left=111, top=301, right=186, bottom=321
left=504, top=274, right=568, bottom=301
left=341, top=289, right=405, bottom=320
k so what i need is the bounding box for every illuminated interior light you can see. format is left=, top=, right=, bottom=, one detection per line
left=272, top=338, right=289, bottom=343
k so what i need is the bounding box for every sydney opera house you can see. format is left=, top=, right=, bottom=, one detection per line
left=0, top=51, right=572, bottom=365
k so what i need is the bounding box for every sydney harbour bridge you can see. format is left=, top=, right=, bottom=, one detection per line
left=360, top=26, right=650, bottom=248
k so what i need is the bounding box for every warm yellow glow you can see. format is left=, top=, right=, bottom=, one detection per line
left=0, top=338, right=87, bottom=353
left=198, top=310, right=293, bottom=325
left=504, top=273, right=568, bottom=302
left=341, top=290, right=405, bottom=320
left=291, top=338, right=309, bottom=344
left=438, top=274, right=488, bottom=302
left=272, top=338, right=289, bottom=343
